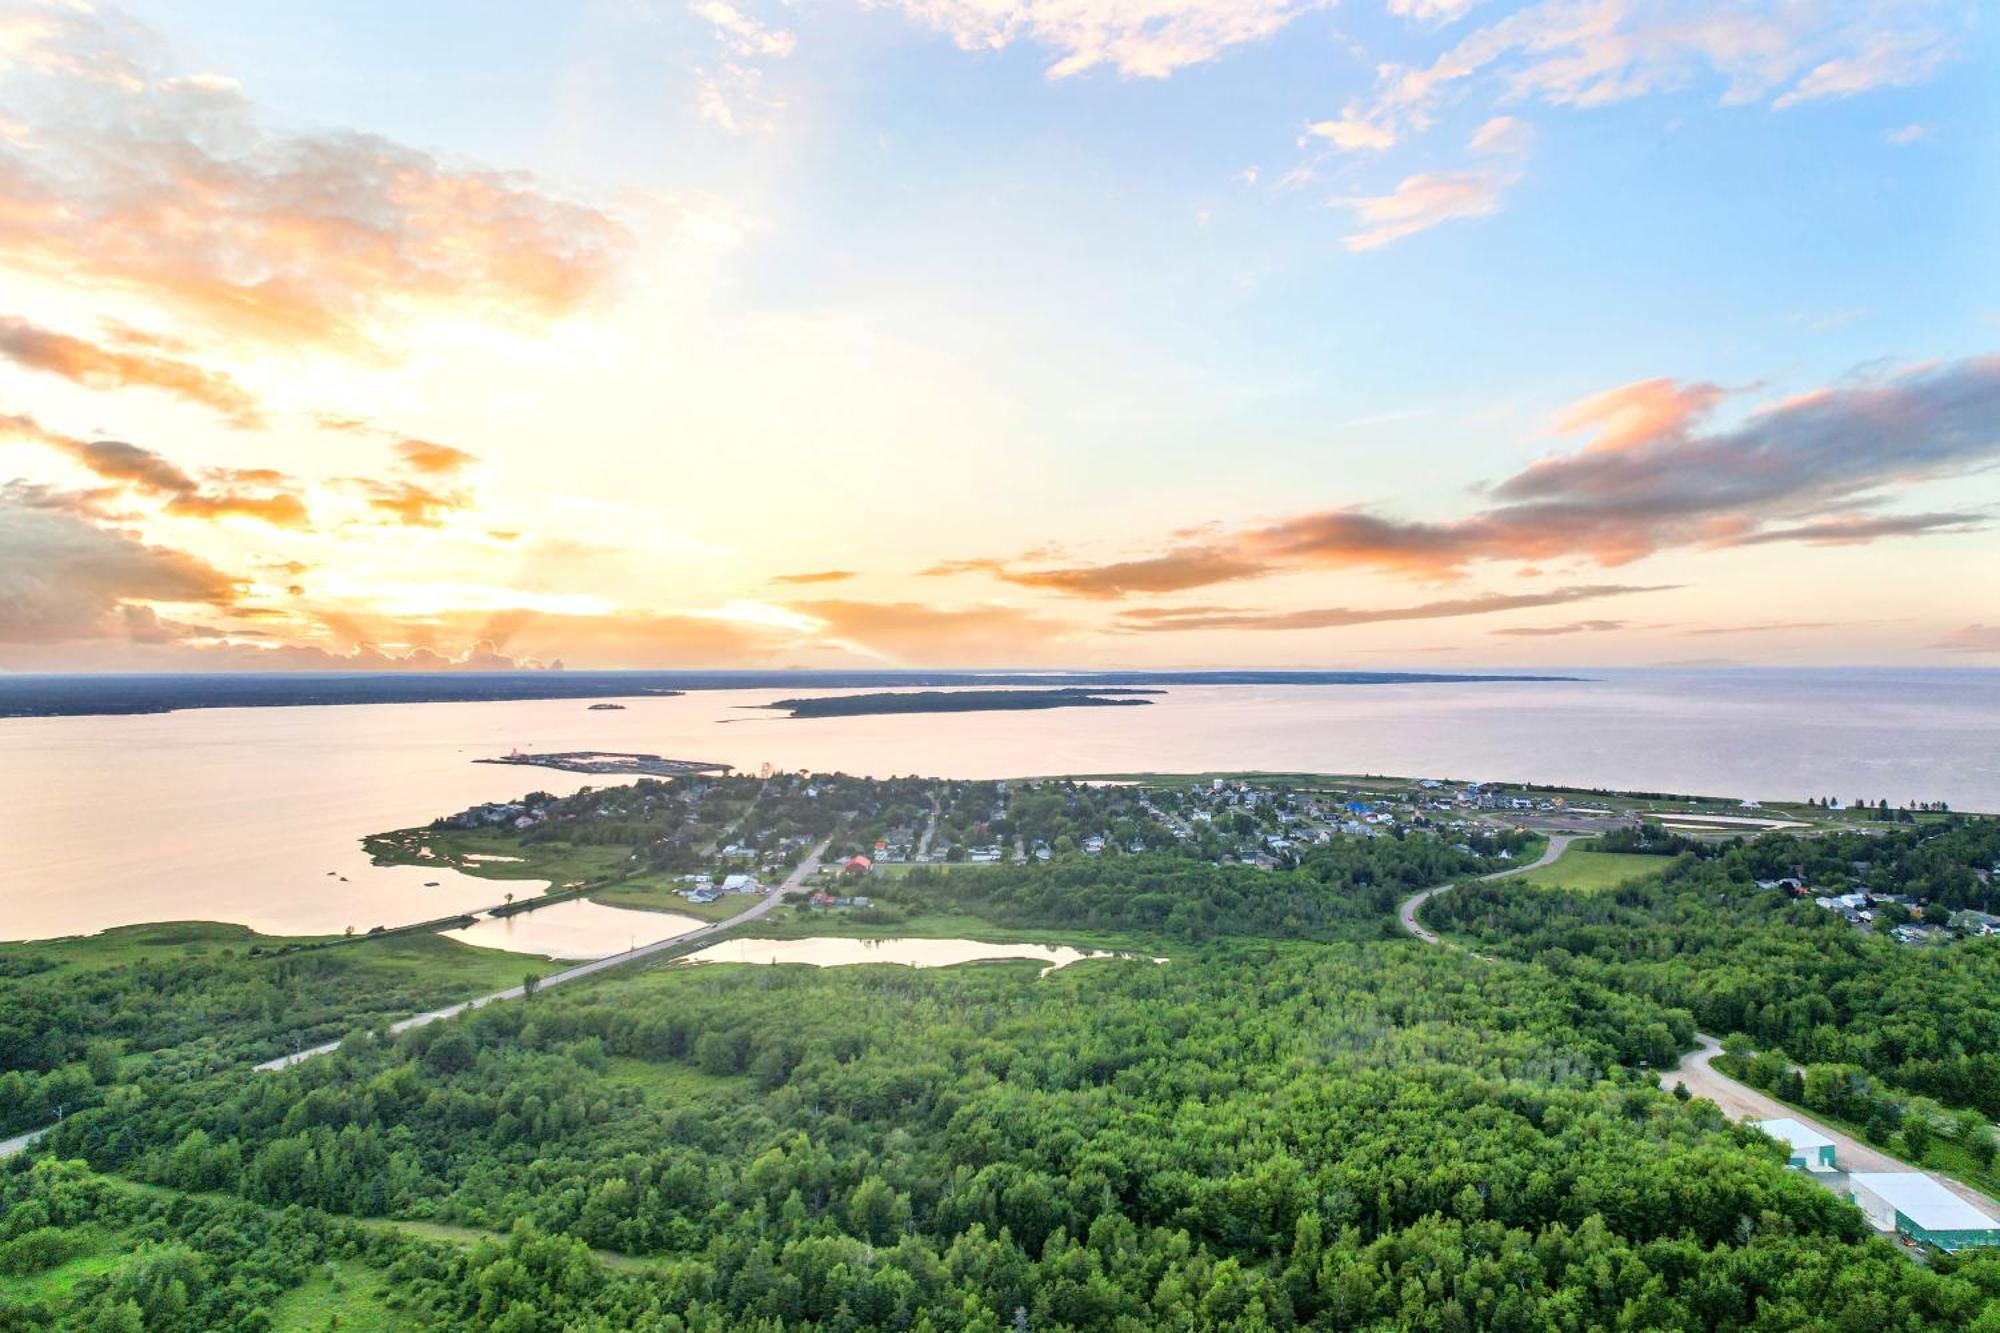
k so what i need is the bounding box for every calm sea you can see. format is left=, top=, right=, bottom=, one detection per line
left=1, top=669, right=1994, bottom=948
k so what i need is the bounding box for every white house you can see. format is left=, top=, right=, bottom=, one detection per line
left=1847, top=1173, right=2000, bottom=1251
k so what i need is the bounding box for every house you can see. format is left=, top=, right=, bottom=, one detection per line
left=722, top=873, right=759, bottom=893
left=1950, top=910, right=2000, bottom=936
left=842, top=854, right=873, bottom=875
left=1847, top=1173, right=2000, bottom=1251
left=1754, top=1118, right=1837, bottom=1172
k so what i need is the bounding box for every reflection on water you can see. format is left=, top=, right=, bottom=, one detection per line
left=1, top=671, right=1995, bottom=943
left=680, top=936, right=1157, bottom=975
left=444, top=899, right=705, bottom=960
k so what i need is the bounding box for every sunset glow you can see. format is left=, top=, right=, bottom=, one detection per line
left=2, top=0, right=1994, bottom=671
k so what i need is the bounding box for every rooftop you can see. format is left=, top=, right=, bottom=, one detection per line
left=1754, top=1118, right=1835, bottom=1152
left=1849, top=1173, right=2000, bottom=1231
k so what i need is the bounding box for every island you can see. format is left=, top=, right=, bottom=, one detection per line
left=475, top=750, right=732, bottom=777
left=757, top=687, right=1163, bottom=718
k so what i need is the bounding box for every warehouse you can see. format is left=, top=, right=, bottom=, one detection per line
left=1754, top=1118, right=1837, bottom=1171
left=1847, top=1173, right=2000, bottom=1251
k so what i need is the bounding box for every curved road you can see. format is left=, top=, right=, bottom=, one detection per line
left=1398, top=833, right=1574, bottom=945
left=255, top=835, right=833, bottom=1071
left=1397, top=838, right=2000, bottom=1222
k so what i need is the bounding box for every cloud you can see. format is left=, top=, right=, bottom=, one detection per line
left=1489, top=619, right=1628, bottom=636
left=1466, top=114, right=1535, bottom=155
left=0, top=5, right=629, bottom=356
left=1935, top=624, right=2000, bottom=653
left=3, top=412, right=311, bottom=527
left=994, top=546, right=1270, bottom=598
left=1390, top=0, right=1483, bottom=23
left=342, top=478, right=467, bottom=528
left=1314, top=0, right=1963, bottom=155
left=883, top=0, right=1331, bottom=79
left=789, top=598, right=1072, bottom=662
left=1883, top=122, right=1929, bottom=145
left=693, top=0, right=797, bottom=57
left=0, top=316, right=263, bottom=424
left=1550, top=376, right=1728, bottom=453
left=1721, top=512, right=1986, bottom=547
left=1116, top=583, right=1670, bottom=631
left=1336, top=116, right=1530, bottom=252
left=394, top=439, right=479, bottom=475
left=1682, top=620, right=1841, bottom=636
left=1337, top=169, right=1514, bottom=250
left=942, top=353, right=2000, bottom=595
left=0, top=497, right=239, bottom=642
left=769, top=569, right=859, bottom=584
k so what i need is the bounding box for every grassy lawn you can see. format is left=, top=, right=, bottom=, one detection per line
left=601, top=1055, right=750, bottom=1103
left=589, top=877, right=748, bottom=920
left=1509, top=847, right=1669, bottom=894
left=0, top=1226, right=126, bottom=1306
left=269, top=1258, right=415, bottom=1332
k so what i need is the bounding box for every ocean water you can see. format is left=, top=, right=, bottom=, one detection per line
left=0, top=669, right=1993, bottom=948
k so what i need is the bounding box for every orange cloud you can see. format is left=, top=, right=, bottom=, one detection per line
left=769, top=569, right=858, bottom=584
left=1550, top=377, right=1726, bottom=454
left=0, top=8, right=629, bottom=356
left=1116, top=584, right=1670, bottom=632
left=344, top=478, right=466, bottom=527
left=790, top=598, right=1073, bottom=664
left=0, top=497, right=240, bottom=643
left=0, top=316, right=263, bottom=424
left=395, top=439, right=479, bottom=475
left=3, top=414, right=312, bottom=527
left=995, top=547, right=1269, bottom=598
left=948, top=354, right=2000, bottom=597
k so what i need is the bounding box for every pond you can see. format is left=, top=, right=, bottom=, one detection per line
left=678, top=936, right=1160, bottom=975
left=444, top=899, right=706, bottom=960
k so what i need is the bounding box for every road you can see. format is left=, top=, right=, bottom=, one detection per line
left=1397, top=839, right=2000, bottom=1224
left=1660, top=1035, right=2000, bottom=1216
left=0, top=1128, right=47, bottom=1161
left=256, top=835, right=833, bottom=1071
left=1397, top=834, right=1573, bottom=944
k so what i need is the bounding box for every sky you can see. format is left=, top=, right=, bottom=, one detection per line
left=0, top=0, right=1995, bottom=672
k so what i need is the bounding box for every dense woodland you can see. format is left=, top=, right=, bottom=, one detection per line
left=1425, top=832, right=2000, bottom=1118
left=7, top=798, right=2000, bottom=1329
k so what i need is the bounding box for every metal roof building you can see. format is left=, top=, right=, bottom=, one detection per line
left=1847, top=1173, right=2000, bottom=1251
left=1754, top=1118, right=1837, bottom=1171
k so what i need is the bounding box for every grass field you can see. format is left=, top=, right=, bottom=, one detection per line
left=1509, top=847, right=1669, bottom=894
left=269, top=1258, right=415, bottom=1332
left=588, top=877, right=748, bottom=920
left=0, top=1226, right=126, bottom=1306
left=0, top=920, right=561, bottom=981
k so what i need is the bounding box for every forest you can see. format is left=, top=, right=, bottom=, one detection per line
left=7, top=800, right=2000, bottom=1329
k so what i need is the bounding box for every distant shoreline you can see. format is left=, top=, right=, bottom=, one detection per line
left=757, top=688, right=1164, bottom=718
left=0, top=669, right=1584, bottom=719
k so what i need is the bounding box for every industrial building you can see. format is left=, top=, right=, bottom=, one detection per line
left=1754, top=1118, right=1837, bottom=1172
left=1847, top=1173, right=2000, bottom=1251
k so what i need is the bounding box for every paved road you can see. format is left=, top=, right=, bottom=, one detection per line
left=1397, top=840, right=2000, bottom=1226
left=1660, top=1035, right=2000, bottom=1216
left=256, top=836, right=833, bottom=1071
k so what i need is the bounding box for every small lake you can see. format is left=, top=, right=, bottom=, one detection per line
left=444, top=899, right=705, bottom=960
left=679, top=936, right=1156, bottom=974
